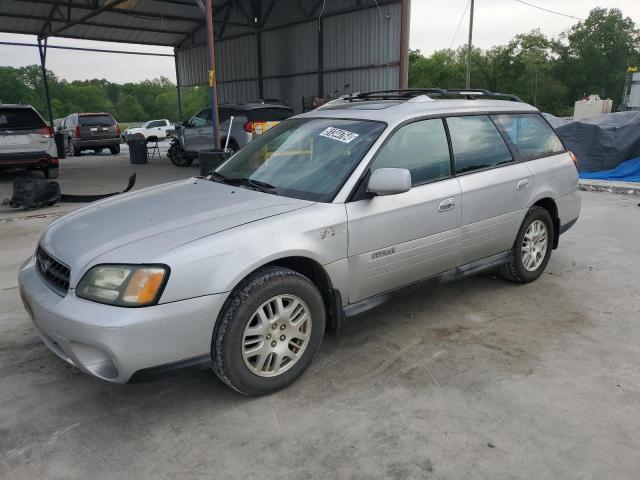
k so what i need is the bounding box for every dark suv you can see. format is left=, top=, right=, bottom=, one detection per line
left=0, top=104, right=59, bottom=178
left=62, top=113, right=121, bottom=156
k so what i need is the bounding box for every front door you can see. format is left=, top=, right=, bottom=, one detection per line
left=184, top=108, right=215, bottom=152
left=346, top=118, right=462, bottom=303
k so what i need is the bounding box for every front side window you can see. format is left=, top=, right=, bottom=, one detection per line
left=370, top=119, right=451, bottom=185
left=492, top=113, right=564, bottom=160
left=215, top=118, right=386, bottom=202
left=190, top=109, right=210, bottom=127
left=447, top=115, right=513, bottom=174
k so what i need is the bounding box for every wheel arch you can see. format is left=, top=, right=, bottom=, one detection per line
left=531, top=197, right=560, bottom=249
left=224, top=255, right=344, bottom=335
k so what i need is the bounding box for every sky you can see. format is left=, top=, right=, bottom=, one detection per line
left=0, top=0, right=639, bottom=83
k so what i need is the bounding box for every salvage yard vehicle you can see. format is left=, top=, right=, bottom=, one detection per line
left=167, top=102, right=291, bottom=166
left=123, top=119, right=172, bottom=141
left=62, top=112, right=121, bottom=156
left=19, top=89, right=580, bottom=395
left=0, top=104, right=59, bottom=178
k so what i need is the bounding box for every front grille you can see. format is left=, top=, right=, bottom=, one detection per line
left=36, top=245, right=70, bottom=295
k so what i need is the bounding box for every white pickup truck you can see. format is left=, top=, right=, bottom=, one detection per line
left=123, top=119, right=172, bottom=141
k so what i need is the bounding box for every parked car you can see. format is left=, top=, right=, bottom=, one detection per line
left=61, top=112, right=121, bottom=156
left=167, top=102, right=292, bottom=166
left=0, top=104, right=59, bottom=178
left=123, top=119, right=172, bottom=141
left=19, top=89, right=580, bottom=395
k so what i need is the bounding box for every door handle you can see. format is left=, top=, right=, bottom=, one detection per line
left=438, top=198, right=455, bottom=212
left=517, top=179, right=530, bottom=190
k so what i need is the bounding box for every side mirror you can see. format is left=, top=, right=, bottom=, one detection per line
left=367, top=168, right=412, bottom=196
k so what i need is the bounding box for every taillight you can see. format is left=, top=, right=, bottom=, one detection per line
left=568, top=151, right=579, bottom=170
left=49, top=157, right=59, bottom=165
left=75, top=126, right=80, bottom=137
left=36, top=126, right=53, bottom=138
left=243, top=121, right=253, bottom=133
left=116, top=124, right=121, bottom=136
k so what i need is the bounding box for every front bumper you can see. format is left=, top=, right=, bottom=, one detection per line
left=18, top=256, right=228, bottom=383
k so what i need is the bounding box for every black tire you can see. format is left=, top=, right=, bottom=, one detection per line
left=73, top=145, right=81, bottom=156
left=109, top=145, right=120, bottom=154
left=94, top=148, right=104, bottom=154
left=212, top=266, right=326, bottom=396
left=43, top=166, right=59, bottom=179
left=498, top=206, right=554, bottom=283
left=168, top=141, right=193, bottom=166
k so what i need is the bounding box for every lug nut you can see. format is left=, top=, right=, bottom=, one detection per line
left=266, top=334, right=271, bottom=340
left=280, top=335, right=286, bottom=341
left=271, top=341, right=277, bottom=347
left=272, top=324, right=278, bottom=330
left=280, top=324, right=286, bottom=330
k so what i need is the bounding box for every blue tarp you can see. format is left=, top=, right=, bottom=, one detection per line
left=579, top=156, right=640, bottom=182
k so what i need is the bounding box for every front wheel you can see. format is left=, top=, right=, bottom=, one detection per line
left=212, top=266, right=326, bottom=396
left=498, top=206, right=553, bottom=283
left=168, top=140, right=193, bottom=166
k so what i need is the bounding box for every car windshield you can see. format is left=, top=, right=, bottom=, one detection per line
left=215, top=118, right=386, bottom=202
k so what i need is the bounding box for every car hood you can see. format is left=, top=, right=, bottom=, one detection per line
left=41, top=178, right=314, bottom=275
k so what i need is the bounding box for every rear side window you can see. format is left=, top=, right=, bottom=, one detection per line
left=79, top=114, right=116, bottom=126
left=248, top=108, right=292, bottom=122
left=371, top=119, right=451, bottom=185
left=0, top=107, right=46, bottom=130
left=447, top=115, right=513, bottom=174
left=492, top=113, right=564, bottom=160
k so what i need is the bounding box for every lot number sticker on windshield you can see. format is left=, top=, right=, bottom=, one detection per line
left=319, top=127, right=359, bottom=144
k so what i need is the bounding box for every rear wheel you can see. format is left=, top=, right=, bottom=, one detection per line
left=43, top=166, right=59, bottom=179
left=109, top=145, right=120, bottom=154
left=498, top=206, right=553, bottom=283
left=73, top=145, right=81, bottom=156
left=212, top=266, right=326, bottom=396
left=94, top=148, right=104, bottom=154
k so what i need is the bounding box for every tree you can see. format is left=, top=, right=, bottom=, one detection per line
left=558, top=8, right=639, bottom=102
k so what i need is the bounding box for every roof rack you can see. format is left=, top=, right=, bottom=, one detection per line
left=342, top=88, right=524, bottom=103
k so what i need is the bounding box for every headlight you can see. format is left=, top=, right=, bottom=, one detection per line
left=76, top=264, right=169, bottom=307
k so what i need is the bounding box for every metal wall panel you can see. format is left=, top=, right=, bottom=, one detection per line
left=262, top=22, right=318, bottom=77
left=263, top=74, right=319, bottom=112
left=175, top=0, right=404, bottom=111
left=324, top=67, right=400, bottom=98
left=323, top=3, right=401, bottom=70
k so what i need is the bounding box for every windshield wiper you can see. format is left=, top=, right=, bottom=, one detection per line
left=209, top=173, right=277, bottom=193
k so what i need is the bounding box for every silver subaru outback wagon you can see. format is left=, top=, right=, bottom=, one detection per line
left=18, top=89, right=580, bottom=395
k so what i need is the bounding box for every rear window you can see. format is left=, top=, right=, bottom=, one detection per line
left=78, top=114, right=116, bottom=126
left=492, top=113, right=565, bottom=160
left=0, top=107, right=46, bottom=130
left=247, top=108, right=292, bottom=122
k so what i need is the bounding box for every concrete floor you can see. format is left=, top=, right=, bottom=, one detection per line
left=1, top=157, right=639, bottom=479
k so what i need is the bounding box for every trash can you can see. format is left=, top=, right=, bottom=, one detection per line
left=54, top=131, right=66, bottom=159
left=128, top=138, right=147, bottom=164
left=199, top=149, right=232, bottom=176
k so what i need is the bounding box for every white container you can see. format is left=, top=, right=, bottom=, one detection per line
left=574, top=94, right=613, bottom=120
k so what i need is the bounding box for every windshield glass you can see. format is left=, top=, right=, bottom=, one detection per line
left=79, top=114, right=116, bottom=126
left=215, top=118, right=386, bottom=202
left=0, top=108, right=46, bottom=130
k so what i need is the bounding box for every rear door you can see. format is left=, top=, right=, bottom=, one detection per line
left=78, top=114, right=117, bottom=141
left=446, top=115, right=533, bottom=265
left=0, top=107, right=50, bottom=156
left=346, top=118, right=462, bottom=303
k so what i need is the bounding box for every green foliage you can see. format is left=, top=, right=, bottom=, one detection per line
left=0, top=65, right=211, bottom=124
left=409, top=8, right=639, bottom=115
